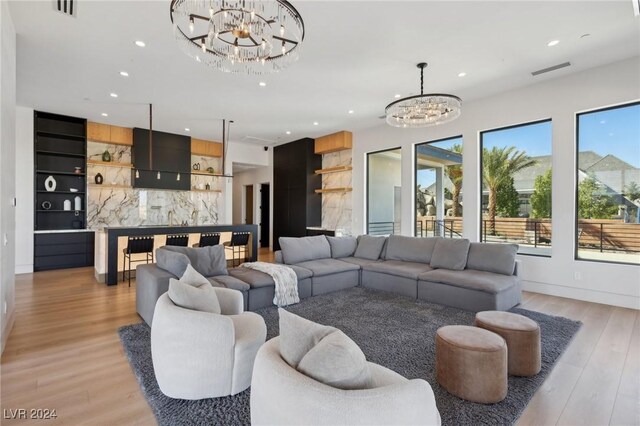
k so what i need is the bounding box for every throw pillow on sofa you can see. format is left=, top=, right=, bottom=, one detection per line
left=354, top=235, right=386, bottom=260
left=156, top=248, right=190, bottom=277
left=161, top=245, right=228, bottom=277
left=167, top=264, right=221, bottom=314
left=327, top=236, right=358, bottom=258
left=430, top=238, right=471, bottom=271
left=279, top=235, right=331, bottom=264
left=279, top=308, right=372, bottom=390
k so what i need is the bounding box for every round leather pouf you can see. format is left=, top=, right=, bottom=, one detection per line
left=436, top=325, right=508, bottom=404
left=475, top=311, right=541, bottom=377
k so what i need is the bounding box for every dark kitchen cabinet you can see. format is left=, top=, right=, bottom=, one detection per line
left=273, top=138, right=322, bottom=250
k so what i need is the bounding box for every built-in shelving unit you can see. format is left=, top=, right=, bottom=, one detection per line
left=34, top=111, right=94, bottom=272
left=192, top=188, right=223, bottom=193
left=314, top=165, right=352, bottom=174
left=86, top=159, right=133, bottom=168
left=191, top=171, right=223, bottom=177
left=88, top=183, right=131, bottom=189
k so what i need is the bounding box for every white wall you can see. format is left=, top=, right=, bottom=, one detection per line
left=0, top=1, right=16, bottom=353
left=15, top=106, right=33, bottom=274
left=232, top=166, right=271, bottom=247
left=352, top=57, right=640, bottom=309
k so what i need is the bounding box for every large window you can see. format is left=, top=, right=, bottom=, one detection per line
left=480, top=120, right=552, bottom=256
left=576, top=102, right=640, bottom=265
left=415, top=136, right=463, bottom=238
left=367, top=148, right=402, bottom=235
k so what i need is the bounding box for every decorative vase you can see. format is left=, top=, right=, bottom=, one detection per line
left=44, top=175, right=57, bottom=192
left=94, top=173, right=103, bottom=185
left=74, top=166, right=82, bottom=174
left=63, top=200, right=71, bottom=211
left=41, top=201, right=52, bottom=210
left=74, top=196, right=81, bottom=211
left=102, top=150, right=111, bottom=162
left=205, top=183, right=211, bottom=190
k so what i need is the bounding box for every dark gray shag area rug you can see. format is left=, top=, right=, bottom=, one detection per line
left=119, top=287, right=581, bottom=426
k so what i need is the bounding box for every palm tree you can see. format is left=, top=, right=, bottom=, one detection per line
left=483, top=146, right=537, bottom=234
left=444, top=144, right=463, bottom=217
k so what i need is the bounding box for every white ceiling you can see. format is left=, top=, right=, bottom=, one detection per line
left=9, top=1, right=640, bottom=146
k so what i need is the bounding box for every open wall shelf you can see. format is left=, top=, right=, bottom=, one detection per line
left=314, top=165, right=352, bottom=174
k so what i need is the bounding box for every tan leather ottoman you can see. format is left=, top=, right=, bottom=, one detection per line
left=435, top=325, right=508, bottom=404
left=475, top=311, right=541, bottom=376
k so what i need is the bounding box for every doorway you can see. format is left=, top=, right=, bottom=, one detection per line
left=260, top=183, right=270, bottom=248
left=245, top=185, right=254, bottom=224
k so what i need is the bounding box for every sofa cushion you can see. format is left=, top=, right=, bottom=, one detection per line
left=418, top=269, right=518, bottom=294
left=279, top=308, right=372, bottom=390
left=354, top=235, right=386, bottom=260
left=466, top=243, right=518, bottom=276
left=339, top=257, right=381, bottom=268
left=327, top=236, right=358, bottom=259
left=161, top=245, right=228, bottom=277
left=363, top=260, right=433, bottom=280
left=156, top=248, right=190, bottom=277
left=295, top=258, right=360, bottom=277
left=167, top=265, right=221, bottom=314
left=229, top=268, right=274, bottom=289
left=430, top=238, right=471, bottom=271
left=280, top=236, right=331, bottom=265
left=385, top=235, right=440, bottom=263
left=208, top=275, right=251, bottom=292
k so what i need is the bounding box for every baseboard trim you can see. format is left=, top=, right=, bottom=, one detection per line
left=1, top=307, right=16, bottom=355
left=523, top=280, right=640, bottom=310
left=15, top=264, right=33, bottom=274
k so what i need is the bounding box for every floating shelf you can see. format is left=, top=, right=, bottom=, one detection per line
left=191, top=189, right=223, bottom=193
left=87, top=160, right=133, bottom=168
left=88, top=183, right=131, bottom=189
left=315, top=187, right=353, bottom=194
left=191, top=171, right=223, bottom=177
left=315, top=165, right=352, bottom=175
left=87, top=139, right=133, bottom=147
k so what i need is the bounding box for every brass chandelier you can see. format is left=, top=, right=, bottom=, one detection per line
left=385, top=63, right=462, bottom=128
left=170, top=0, right=305, bottom=74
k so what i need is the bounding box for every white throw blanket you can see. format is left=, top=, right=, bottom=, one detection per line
left=241, top=262, right=300, bottom=307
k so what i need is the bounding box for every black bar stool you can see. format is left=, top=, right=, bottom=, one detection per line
left=194, top=232, right=221, bottom=248
left=165, top=234, right=189, bottom=247
left=122, top=236, right=155, bottom=287
left=223, top=231, right=251, bottom=267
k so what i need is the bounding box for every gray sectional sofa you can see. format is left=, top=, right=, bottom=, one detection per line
left=136, top=234, right=522, bottom=325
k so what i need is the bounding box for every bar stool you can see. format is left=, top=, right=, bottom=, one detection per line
left=122, top=236, right=155, bottom=287
left=223, top=231, right=251, bottom=267
left=165, top=234, right=189, bottom=247
left=193, top=232, right=221, bottom=248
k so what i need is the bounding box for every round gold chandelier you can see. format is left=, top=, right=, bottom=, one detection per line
left=385, top=63, right=462, bottom=128
left=170, top=0, right=305, bottom=74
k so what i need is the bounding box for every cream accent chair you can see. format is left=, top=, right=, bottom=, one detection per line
left=250, top=337, right=441, bottom=425
left=151, top=289, right=266, bottom=399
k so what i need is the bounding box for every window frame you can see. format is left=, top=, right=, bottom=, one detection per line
left=413, top=135, right=464, bottom=237
left=574, top=100, right=640, bottom=265
left=366, top=146, right=402, bottom=235
left=479, top=118, right=553, bottom=257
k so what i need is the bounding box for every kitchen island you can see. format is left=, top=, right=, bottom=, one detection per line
left=98, top=224, right=258, bottom=285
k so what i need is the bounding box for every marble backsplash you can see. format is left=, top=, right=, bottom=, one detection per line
left=87, top=187, right=221, bottom=229
left=321, top=150, right=353, bottom=235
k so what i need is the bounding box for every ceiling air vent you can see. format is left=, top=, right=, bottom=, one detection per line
left=54, top=0, right=76, bottom=17
left=531, top=62, right=571, bottom=76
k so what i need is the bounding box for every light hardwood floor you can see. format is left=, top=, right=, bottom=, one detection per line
left=1, top=251, right=638, bottom=425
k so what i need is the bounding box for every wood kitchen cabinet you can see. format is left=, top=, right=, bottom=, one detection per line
left=87, top=122, right=133, bottom=146
left=191, top=138, right=223, bottom=157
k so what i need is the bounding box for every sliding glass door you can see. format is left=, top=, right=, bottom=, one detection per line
left=367, top=148, right=402, bottom=235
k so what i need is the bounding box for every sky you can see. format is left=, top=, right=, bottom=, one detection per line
left=416, top=103, right=640, bottom=189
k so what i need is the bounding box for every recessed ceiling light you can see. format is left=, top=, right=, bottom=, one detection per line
left=110, top=93, right=118, bottom=98
left=313, top=122, right=319, bottom=126
left=135, top=40, right=146, bottom=47
left=348, top=110, right=354, bottom=114
left=258, top=81, right=266, bottom=87
left=185, top=128, right=190, bottom=132
left=120, top=71, right=129, bottom=77
left=101, top=113, right=108, bottom=117
left=394, top=94, right=401, bottom=98
left=286, top=131, right=291, bottom=135
left=547, top=40, right=560, bottom=47
left=458, top=72, right=467, bottom=77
